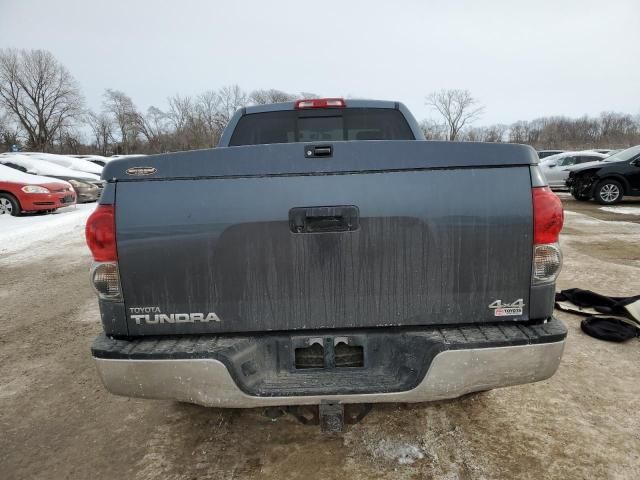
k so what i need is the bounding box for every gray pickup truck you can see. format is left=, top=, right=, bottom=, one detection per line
left=87, top=98, right=566, bottom=427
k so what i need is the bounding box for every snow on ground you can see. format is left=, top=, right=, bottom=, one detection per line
left=0, top=204, right=95, bottom=258
left=371, top=439, right=426, bottom=465
left=561, top=210, right=640, bottom=237
left=599, top=206, right=640, bottom=215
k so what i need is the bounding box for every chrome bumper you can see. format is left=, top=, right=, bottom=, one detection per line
left=94, top=340, right=565, bottom=407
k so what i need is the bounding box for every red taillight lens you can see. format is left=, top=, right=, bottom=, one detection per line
left=294, top=98, right=346, bottom=109
left=86, top=204, right=117, bottom=261
left=532, top=187, right=564, bottom=244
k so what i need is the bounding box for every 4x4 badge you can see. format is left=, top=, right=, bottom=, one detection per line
left=126, top=166, right=157, bottom=176
left=489, top=299, right=525, bottom=316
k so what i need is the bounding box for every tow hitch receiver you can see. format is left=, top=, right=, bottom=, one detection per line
left=284, top=402, right=372, bottom=432
left=319, top=401, right=344, bottom=433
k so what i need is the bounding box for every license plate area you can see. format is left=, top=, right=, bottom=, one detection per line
left=291, top=335, right=365, bottom=371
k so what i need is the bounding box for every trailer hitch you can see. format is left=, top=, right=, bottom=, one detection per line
left=284, top=402, right=373, bottom=432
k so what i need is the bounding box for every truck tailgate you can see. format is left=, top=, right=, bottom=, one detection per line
left=111, top=141, right=535, bottom=335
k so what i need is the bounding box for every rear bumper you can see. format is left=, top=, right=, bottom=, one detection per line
left=92, top=318, right=566, bottom=407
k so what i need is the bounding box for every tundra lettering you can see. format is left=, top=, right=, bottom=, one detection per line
left=131, top=312, right=221, bottom=324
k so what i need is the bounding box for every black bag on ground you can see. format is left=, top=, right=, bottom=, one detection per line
left=555, top=289, right=640, bottom=317
left=556, top=289, right=640, bottom=342
left=580, top=317, right=639, bottom=343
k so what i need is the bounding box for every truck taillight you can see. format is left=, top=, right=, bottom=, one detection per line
left=86, top=205, right=122, bottom=300
left=533, top=187, right=563, bottom=244
left=532, top=187, right=563, bottom=284
left=86, top=204, right=117, bottom=262
left=90, top=261, right=122, bottom=301
left=294, top=98, right=346, bottom=109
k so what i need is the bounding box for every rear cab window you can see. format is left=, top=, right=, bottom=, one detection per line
left=229, top=108, right=415, bottom=146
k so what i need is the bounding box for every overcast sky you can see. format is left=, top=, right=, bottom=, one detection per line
left=3, top=0, right=639, bottom=125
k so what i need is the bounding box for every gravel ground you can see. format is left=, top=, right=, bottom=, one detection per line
left=1, top=197, right=639, bottom=480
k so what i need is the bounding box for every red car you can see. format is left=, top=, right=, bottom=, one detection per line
left=0, top=164, right=76, bottom=216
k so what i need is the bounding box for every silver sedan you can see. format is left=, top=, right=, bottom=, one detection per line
left=539, top=151, right=607, bottom=189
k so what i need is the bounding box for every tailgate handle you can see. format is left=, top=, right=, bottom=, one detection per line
left=304, top=145, right=333, bottom=158
left=289, top=206, right=359, bottom=233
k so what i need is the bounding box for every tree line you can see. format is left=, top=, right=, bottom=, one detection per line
left=0, top=48, right=638, bottom=155
left=421, top=108, right=640, bottom=149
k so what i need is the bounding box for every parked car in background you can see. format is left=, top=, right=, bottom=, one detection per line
left=539, top=151, right=608, bottom=189
left=566, top=145, right=640, bottom=204
left=0, top=154, right=102, bottom=203
left=589, top=149, right=618, bottom=155
left=537, top=150, right=564, bottom=159
left=68, top=154, right=111, bottom=167
left=109, top=154, right=146, bottom=157
left=601, top=149, right=621, bottom=157
left=13, top=152, right=102, bottom=176
left=108, top=154, right=147, bottom=160
left=0, top=164, right=76, bottom=216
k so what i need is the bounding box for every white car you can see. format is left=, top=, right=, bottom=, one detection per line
left=0, top=154, right=100, bottom=180
left=15, top=152, right=103, bottom=176
left=109, top=154, right=147, bottom=159
left=0, top=154, right=102, bottom=203
left=68, top=154, right=111, bottom=167
left=539, top=151, right=608, bottom=189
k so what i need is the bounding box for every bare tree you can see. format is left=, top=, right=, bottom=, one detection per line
left=462, top=124, right=507, bottom=143
left=86, top=111, right=114, bottom=155
left=505, top=113, right=640, bottom=150
left=483, top=124, right=507, bottom=143
left=136, top=106, right=170, bottom=152
left=103, top=89, right=139, bottom=154
left=217, top=85, right=248, bottom=124
left=166, top=94, right=209, bottom=150
left=249, top=89, right=296, bottom=105
left=0, top=110, right=16, bottom=149
left=55, top=125, right=83, bottom=154
left=195, top=90, right=227, bottom=146
left=167, top=94, right=195, bottom=131
left=425, top=89, right=484, bottom=141
left=598, top=112, right=638, bottom=146
left=419, top=119, right=448, bottom=140
left=0, top=48, right=84, bottom=151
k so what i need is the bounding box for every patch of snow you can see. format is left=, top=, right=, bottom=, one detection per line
left=0, top=164, right=70, bottom=186
left=372, top=439, right=426, bottom=465
left=13, top=152, right=103, bottom=175
left=599, top=206, right=640, bottom=215
left=110, top=154, right=146, bottom=159
left=0, top=203, right=95, bottom=258
left=562, top=209, right=640, bottom=244
left=69, top=154, right=111, bottom=164
left=0, top=154, right=99, bottom=181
